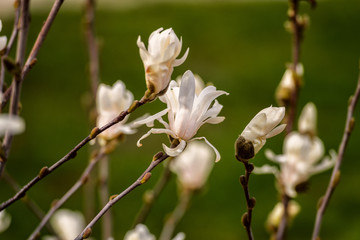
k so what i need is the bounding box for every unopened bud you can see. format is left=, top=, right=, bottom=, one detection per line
left=143, top=190, right=154, bottom=204
left=348, top=117, right=355, bottom=133
left=109, top=194, right=118, bottom=201
left=38, top=166, right=50, bottom=179
left=241, top=212, right=249, bottom=227
left=235, top=136, right=254, bottom=161
left=248, top=197, right=256, bottom=209
left=82, top=228, right=92, bottom=239
left=89, top=127, right=100, bottom=139
left=153, top=151, right=164, bottom=161
left=332, top=170, right=341, bottom=188
left=141, top=172, right=152, bottom=184
left=239, top=175, right=247, bottom=186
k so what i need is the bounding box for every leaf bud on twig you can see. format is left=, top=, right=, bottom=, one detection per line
left=140, top=172, right=152, bottom=184
left=248, top=197, right=256, bottom=209
left=38, top=166, right=50, bottom=179
left=241, top=212, right=249, bottom=227
left=82, top=227, right=92, bottom=239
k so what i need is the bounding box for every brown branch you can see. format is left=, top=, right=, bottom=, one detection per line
left=74, top=152, right=170, bottom=240
left=0, top=97, right=149, bottom=211
left=133, top=162, right=172, bottom=226
left=0, top=0, right=30, bottom=176
left=0, top=3, right=21, bottom=111
left=312, top=71, right=360, bottom=240
left=27, top=150, right=106, bottom=240
left=276, top=194, right=290, bottom=240
left=239, top=161, right=255, bottom=240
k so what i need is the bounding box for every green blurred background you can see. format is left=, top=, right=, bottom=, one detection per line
left=1, top=0, right=360, bottom=239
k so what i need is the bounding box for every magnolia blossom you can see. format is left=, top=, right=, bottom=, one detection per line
left=0, top=114, right=25, bottom=137
left=266, top=201, right=300, bottom=231
left=137, top=28, right=189, bottom=97
left=175, top=73, right=205, bottom=96
left=255, top=132, right=336, bottom=197
left=124, top=224, right=185, bottom=240
left=124, top=224, right=155, bottom=240
left=240, top=106, right=286, bottom=154
left=0, top=210, right=11, bottom=233
left=136, top=70, right=228, bottom=162
left=276, top=63, right=303, bottom=105
left=49, top=209, right=86, bottom=240
left=298, top=102, right=317, bottom=136
left=0, top=20, right=7, bottom=51
left=96, top=80, right=139, bottom=145
left=170, top=141, right=214, bottom=190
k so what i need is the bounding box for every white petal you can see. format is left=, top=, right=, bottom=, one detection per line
left=309, top=149, right=337, bottom=175
left=137, top=128, right=176, bottom=147
left=134, top=108, right=169, bottom=127
left=253, top=164, right=279, bottom=176
left=266, top=123, right=286, bottom=138
left=163, top=140, right=186, bottom=157
left=0, top=114, right=25, bottom=136
left=191, top=136, right=221, bottom=162
left=204, top=116, right=225, bottom=124
left=0, top=36, right=7, bottom=51
left=264, top=149, right=286, bottom=164
left=241, top=113, right=267, bottom=141
left=173, top=47, right=189, bottom=67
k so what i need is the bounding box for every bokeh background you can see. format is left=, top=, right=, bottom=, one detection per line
left=1, top=0, right=360, bottom=239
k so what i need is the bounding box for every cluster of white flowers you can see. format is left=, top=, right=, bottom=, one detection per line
left=254, top=102, right=336, bottom=197
left=124, top=224, right=185, bottom=240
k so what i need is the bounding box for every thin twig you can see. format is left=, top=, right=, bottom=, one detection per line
left=159, top=190, right=192, bottom=240
left=0, top=96, right=148, bottom=211
left=74, top=152, right=170, bottom=240
left=98, top=156, right=113, bottom=240
left=239, top=161, right=255, bottom=240
left=2, top=171, right=57, bottom=236
left=28, top=150, right=106, bottom=240
left=0, top=2, right=21, bottom=110
left=0, top=0, right=30, bottom=176
left=285, top=0, right=302, bottom=134
left=133, top=162, right=173, bottom=226
left=276, top=194, right=290, bottom=240
left=312, top=72, right=360, bottom=240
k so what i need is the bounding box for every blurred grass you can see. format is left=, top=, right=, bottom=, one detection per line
left=1, top=0, right=360, bottom=239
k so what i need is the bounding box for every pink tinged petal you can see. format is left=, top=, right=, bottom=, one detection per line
left=0, top=36, right=7, bottom=51
left=173, top=47, right=189, bottom=67
left=266, top=123, right=286, bottom=138
left=191, top=136, right=221, bottom=162
left=162, top=139, right=186, bottom=157
left=0, top=114, right=25, bottom=136
left=253, top=164, right=279, bottom=176
left=137, top=128, right=177, bottom=147
left=241, top=113, right=267, bottom=141
left=134, top=108, right=169, bottom=128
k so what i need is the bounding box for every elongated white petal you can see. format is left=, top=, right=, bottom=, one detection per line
left=134, top=108, right=169, bottom=127
left=163, top=140, right=186, bottom=157
left=253, top=164, right=279, bottom=176
left=204, top=116, right=225, bottom=124
left=173, top=47, right=189, bottom=67
left=191, top=136, right=221, bottom=162
left=241, top=113, right=267, bottom=141
left=137, top=128, right=176, bottom=147
left=309, top=149, right=337, bottom=175
left=266, top=123, right=286, bottom=138
left=265, top=149, right=286, bottom=164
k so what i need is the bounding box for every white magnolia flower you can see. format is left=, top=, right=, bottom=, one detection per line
left=124, top=224, right=155, bottom=240
left=170, top=141, right=214, bottom=190
left=0, top=114, right=25, bottom=137
left=176, top=73, right=205, bottom=96
left=266, top=201, right=300, bottom=231
left=0, top=20, right=7, bottom=51
left=50, top=209, right=85, bottom=240
left=255, top=132, right=336, bottom=197
left=96, top=80, right=140, bottom=145
left=0, top=210, right=11, bottom=233
left=136, top=70, right=228, bottom=162
left=137, top=28, right=189, bottom=96
left=124, top=224, right=185, bottom=240
left=240, top=106, right=286, bottom=154
left=298, top=102, right=317, bottom=136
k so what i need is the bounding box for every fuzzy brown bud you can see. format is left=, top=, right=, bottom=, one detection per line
left=38, top=166, right=50, bottom=179
left=248, top=197, right=256, bottom=209
left=241, top=212, right=249, bottom=227
left=82, top=228, right=92, bottom=239
left=235, top=136, right=255, bottom=161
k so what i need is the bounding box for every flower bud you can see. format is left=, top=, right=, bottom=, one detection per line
left=298, top=102, right=317, bottom=136
left=235, top=136, right=254, bottom=161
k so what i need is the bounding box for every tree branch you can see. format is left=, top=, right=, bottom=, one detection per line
left=312, top=71, right=360, bottom=240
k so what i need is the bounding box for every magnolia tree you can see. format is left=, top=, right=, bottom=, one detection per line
left=0, top=0, right=359, bottom=240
